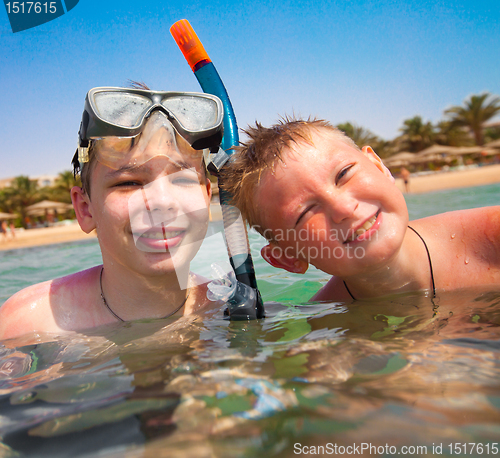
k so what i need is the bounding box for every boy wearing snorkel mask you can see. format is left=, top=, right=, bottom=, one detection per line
left=223, top=118, right=500, bottom=302
left=0, top=87, right=223, bottom=340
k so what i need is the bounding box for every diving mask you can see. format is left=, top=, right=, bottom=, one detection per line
left=76, top=87, right=224, bottom=168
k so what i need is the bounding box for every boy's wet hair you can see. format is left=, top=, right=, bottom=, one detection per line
left=221, top=116, right=360, bottom=239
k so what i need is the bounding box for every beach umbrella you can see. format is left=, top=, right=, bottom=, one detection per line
left=0, top=212, right=17, bottom=219
left=411, top=154, right=442, bottom=164
left=446, top=146, right=496, bottom=156
left=416, top=145, right=456, bottom=157
left=413, top=149, right=451, bottom=163
left=411, top=146, right=457, bottom=166
left=485, top=139, right=500, bottom=149
left=25, top=200, right=73, bottom=216
left=383, top=152, right=418, bottom=168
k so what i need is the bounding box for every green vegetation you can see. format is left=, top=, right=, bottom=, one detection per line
left=337, top=91, right=500, bottom=156
left=0, top=171, right=80, bottom=228
left=445, top=93, right=500, bottom=146
left=398, top=116, right=435, bottom=153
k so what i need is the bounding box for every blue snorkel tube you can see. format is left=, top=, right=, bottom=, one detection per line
left=170, top=20, right=264, bottom=320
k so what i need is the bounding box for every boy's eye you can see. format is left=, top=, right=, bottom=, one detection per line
left=172, top=175, right=200, bottom=186
left=335, top=165, right=354, bottom=184
left=114, top=181, right=142, bottom=187
left=296, top=205, right=314, bottom=227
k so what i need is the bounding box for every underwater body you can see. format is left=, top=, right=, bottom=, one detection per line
left=0, top=183, right=499, bottom=457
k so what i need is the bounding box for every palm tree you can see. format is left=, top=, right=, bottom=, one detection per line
left=485, top=125, right=500, bottom=143
left=397, top=116, right=435, bottom=152
left=0, top=189, right=10, bottom=214
left=46, top=170, right=81, bottom=203
left=2, top=176, right=40, bottom=228
left=371, top=138, right=397, bottom=159
left=445, top=93, right=500, bottom=146
left=336, top=122, right=380, bottom=148
left=434, top=120, right=474, bottom=147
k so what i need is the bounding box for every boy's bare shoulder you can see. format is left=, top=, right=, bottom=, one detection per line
left=310, top=276, right=353, bottom=302
left=418, top=205, right=500, bottom=225
left=0, top=266, right=100, bottom=341
left=414, top=206, right=500, bottom=244
left=412, top=206, right=500, bottom=288
left=0, top=280, right=56, bottom=340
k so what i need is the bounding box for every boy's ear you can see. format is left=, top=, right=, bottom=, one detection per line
left=205, top=179, right=212, bottom=201
left=261, top=243, right=309, bottom=274
left=71, top=186, right=96, bottom=234
left=361, top=146, right=395, bottom=183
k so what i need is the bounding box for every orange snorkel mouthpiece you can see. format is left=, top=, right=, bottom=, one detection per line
left=170, top=19, right=211, bottom=72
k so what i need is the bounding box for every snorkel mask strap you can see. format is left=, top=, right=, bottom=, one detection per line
left=205, top=147, right=231, bottom=176
left=77, top=145, right=90, bottom=164
left=77, top=113, right=91, bottom=164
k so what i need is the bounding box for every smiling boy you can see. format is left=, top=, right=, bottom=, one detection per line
left=222, top=118, right=500, bottom=302
left=0, top=87, right=224, bottom=340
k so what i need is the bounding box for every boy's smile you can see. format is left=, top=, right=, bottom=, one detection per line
left=134, top=226, right=186, bottom=251
left=256, top=128, right=408, bottom=277
left=344, top=209, right=381, bottom=244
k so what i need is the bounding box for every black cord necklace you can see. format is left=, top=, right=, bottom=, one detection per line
left=99, top=267, right=189, bottom=322
left=344, top=225, right=436, bottom=301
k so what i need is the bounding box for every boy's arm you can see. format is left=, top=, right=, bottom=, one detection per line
left=481, top=206, right=500, bottom=258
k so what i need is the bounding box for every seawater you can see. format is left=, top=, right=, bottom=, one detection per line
left=0, top=183, right=499, bottom=457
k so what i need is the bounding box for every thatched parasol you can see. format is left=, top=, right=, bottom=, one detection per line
left=0, top=212, right=18, bottom=220
left=446, top=146, right=497, bottom=156
left=485, top=139, right=500, bottom=149
left=383, top=152, right=416, bottom=167
left=417, top=145, right=455, bottom=156
left=25, top=200, right=73, bottom=216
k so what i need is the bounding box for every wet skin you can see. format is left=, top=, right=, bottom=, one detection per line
left=257, top=129, right=408, bottom=277
left=255, top=128, right=500, bottom=301
left=0, top=126, right=216, bottom=340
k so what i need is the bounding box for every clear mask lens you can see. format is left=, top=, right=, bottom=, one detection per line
left=94, top=92, right=153, bottom=128
left=161, top=96, right=219, bottom=131
left=94, top=111, right=203, bottom=170
left=91, top=91, right=220, bottom=134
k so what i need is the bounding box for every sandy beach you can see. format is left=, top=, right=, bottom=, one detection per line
left=0, top=222, right=97, bottom=252
left=1, top=165, right=499, bottom=252
left=0, top=203, right=224, bottom=252
left=395, top=163, right=500, bottom=194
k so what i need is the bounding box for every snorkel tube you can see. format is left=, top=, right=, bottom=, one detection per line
left=170, top=19, right=264, bottom=320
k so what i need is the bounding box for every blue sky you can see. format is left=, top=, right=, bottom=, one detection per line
left=1, top=0, right=499, bottom=178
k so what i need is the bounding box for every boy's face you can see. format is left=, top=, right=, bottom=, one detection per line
left=255, top=128, right=409, bottom=278
left=72, top=120, right=211, bottom=283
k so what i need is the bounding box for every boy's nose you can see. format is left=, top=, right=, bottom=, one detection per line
left=142, top=178, right=180, bottom=223
left=324, top=191, right=358, bottom=224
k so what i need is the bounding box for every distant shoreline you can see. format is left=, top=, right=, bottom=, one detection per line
left=0, top=222, right=96, bottom=252
left=395, top=163, right=500, bottom=194
left=1, top=167, right=500, bottom=253
left=0, top=203, right=224, bottom=252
